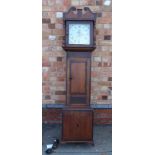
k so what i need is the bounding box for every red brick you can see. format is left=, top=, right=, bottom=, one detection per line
left=42, top=0, right=48, bottom=6
left=47, top=0, right=56, bottom=6
left=42, top=18, right=51, bottom=23
left=64, top=0, right=71, bottom=6
left=57, top=77, right=65, bottom=81
left=43, top=86, right=50, bottom=93
left=55, top=91, right=66, bottom=95
left=42, top=72, right=49, bottom=81
left=48, top=23, right=55, bottom=29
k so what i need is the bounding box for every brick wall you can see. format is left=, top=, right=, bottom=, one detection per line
left=42, top=0, right=112, bottom=124
left=42, top=108, right=112, bottom=124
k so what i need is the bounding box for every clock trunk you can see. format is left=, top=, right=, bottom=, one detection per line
left=66, top=52, right=91, bottom=107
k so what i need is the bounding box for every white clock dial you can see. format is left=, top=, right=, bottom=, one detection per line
left=69, top=24, right=90, bottom=45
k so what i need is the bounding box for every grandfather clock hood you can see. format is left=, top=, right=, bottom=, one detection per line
left=62, top=7, right=96, bottom=51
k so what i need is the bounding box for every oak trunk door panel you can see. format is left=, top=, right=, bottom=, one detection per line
left=70, top=62, right=86, bottom=94
left=62, top=110, right=93, bottom=141
left=67, top=57, right=90, bottom=106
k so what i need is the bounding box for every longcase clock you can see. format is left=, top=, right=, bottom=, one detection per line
left=61, top=7, right=96, bottom=144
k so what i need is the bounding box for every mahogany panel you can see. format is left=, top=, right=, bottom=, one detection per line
left=62, top=109, right=93, bottom=142
left=71, top=62, right=86, bottom=94
left=66, top=53, right=91, bottom=107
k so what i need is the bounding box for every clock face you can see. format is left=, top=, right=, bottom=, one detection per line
left=68, top=24, right=90, bottom=45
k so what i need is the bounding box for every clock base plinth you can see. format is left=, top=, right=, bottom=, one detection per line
left=61, top=108, right=94, bottom=144
left=61, top=140, right=94, bottom=145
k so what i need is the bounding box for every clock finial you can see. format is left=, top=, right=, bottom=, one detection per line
left=63, top=7, right=96, bottom=21
left=77, top=9, right=82, bottom=17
